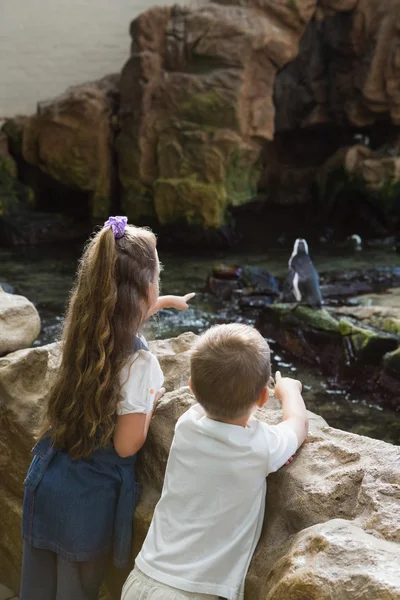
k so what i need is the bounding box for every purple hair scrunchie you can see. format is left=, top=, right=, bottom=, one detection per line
left=103, top=215, right=128, bottom=239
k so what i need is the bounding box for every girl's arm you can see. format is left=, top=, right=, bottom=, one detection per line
left=114, top=388, right=165, bottom=458
left=148, top=293, right=195, bottom=317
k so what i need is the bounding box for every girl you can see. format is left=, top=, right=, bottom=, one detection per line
left=20, top=216, right=194, bottom=600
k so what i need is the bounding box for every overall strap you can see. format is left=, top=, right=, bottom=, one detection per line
left=133, top=335, right=149, bottom=353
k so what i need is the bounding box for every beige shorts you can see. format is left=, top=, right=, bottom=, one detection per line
left=121, top=566, right=220, bottom=600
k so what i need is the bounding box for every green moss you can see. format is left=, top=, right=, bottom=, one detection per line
left=0, top=156, right=34, bottom=215
left=292, top=306, right=340, bottom=332
left=1, top=119, right=24, bottom=155
left=383, top=347, right=400, bottom=378
left=226, top=150, right=261, bottom=207
left=154, top=177, right=227, bottom=229
left=178, top=90, right=238, bottom=130
left=266, top=304, right=340, bottom=332
left=339, top=318, right=376, bottom=350
left=370, top=316, right=400, bottom=337
left=339, top=317, right=398, bottom=362
left=287, top=0, right=301, bottom=17
left=372, top=177, right=400, bottom=223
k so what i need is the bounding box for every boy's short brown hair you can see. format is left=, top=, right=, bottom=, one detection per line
left=190, top=323, right=271, bottom=420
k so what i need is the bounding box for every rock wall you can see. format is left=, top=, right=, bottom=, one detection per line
left=117, top=1, right=313, bottom=229
left=116, top=0, right=400, bottom=232
left=1, top=332, right=399, bottom=598
left=3, top=0, right=400, bottom=241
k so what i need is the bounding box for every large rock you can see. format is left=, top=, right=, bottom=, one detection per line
left=117, top=1, right=313, bottom=230
left=1, top=333, right=399, bottom=599
left=3, top=74, right=119, bottom=220
left=116, top=0, right=400, bottom=231
left=0, top=288, right=40, bottom=356
left=264, top=519, right=400, bottom=600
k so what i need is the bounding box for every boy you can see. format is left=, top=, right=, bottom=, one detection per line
left=122, top=323, right=308, bottom=600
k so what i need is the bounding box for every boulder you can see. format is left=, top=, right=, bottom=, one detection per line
left=3, top=74, right=119, bottom=220
left=0, top=288, right=40, bottom=356
left=117, top=1, right=312, bottom=230
left=1, top=333, right=400, bottom=599
left=264, top=519, right=400, bottom=600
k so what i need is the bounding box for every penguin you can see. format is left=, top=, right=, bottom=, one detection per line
left=348, top=234, right=362, bottom=252
left=285, top=238, right=323, bottom=309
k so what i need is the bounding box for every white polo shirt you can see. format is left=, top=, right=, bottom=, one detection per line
left=136, top=403, right=298, bottom=600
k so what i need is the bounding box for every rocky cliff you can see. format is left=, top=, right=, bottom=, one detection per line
left=2, top=0, right=400, bottom=242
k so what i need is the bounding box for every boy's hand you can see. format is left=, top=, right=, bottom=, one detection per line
left=274, top=371, right=302, bottom=401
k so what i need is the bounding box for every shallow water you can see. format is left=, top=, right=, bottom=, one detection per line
left=1, top=242, right=399, bottom=444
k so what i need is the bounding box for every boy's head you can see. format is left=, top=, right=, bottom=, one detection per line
left=190, top=323, right=271, bottom=421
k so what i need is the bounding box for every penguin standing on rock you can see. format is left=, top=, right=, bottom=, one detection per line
left=284, top=239, right=323, bottom=309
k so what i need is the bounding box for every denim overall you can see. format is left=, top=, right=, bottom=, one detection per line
left=20, top=337, right=146, bottom=600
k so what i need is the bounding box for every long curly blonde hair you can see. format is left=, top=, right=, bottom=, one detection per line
left=39, top=224, right=158, bottom=460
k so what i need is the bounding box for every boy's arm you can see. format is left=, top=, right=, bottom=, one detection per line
left=274, top=371, right=308, bottom=447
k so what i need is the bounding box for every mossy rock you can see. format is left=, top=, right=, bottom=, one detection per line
left=157, top=128, right=226, bottom=184
left=370, top=316, right=400, bottom=337
left=154, top=177, right=227, bottom=229
left=338, top=318, right=398, bottom=363
left=0, top=156, right=34, bottom=216
left=226, top=148, right=261, bottom=207
left=1, top=118, right=25, bottom=155
left=265, top=304, right=340, bottom=333
left=177, top=89, right=238, bottom=130
left=383, top=347, right=400, bottom=379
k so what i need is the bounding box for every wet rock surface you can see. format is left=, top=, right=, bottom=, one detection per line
left=1, top=334, right=399, bottom=599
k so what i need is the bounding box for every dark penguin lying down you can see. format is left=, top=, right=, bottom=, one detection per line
left=284, top=239, right=323, bottom=309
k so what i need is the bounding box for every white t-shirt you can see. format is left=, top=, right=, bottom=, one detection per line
left=117, top=340, right=164, bottom=416
left=136, top=403, right=299, bottom=600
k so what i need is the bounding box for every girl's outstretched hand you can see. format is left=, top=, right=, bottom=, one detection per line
left=151, top=293, right=196, bottom=316
left=167, top=293, right=196, bottom=311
